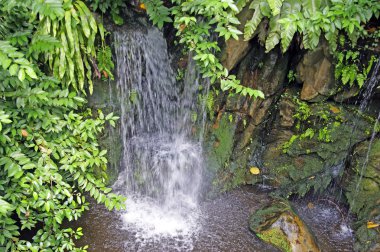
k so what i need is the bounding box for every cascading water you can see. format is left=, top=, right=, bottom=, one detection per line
left=112, top=27, right=204, bottom=250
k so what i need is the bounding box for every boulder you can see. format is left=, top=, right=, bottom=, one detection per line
left=250, top=199, right=320, bottom=252
left=297, top=40, right=336, bottom=102
left=333, top=86, right=360, bottom=102
left=220, top=3, right=254, bottom=70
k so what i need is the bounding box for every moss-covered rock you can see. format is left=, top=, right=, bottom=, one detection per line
left=343, top=139, right=380, bottom=251
left=88, top=79, right=122, bottom=184
left=258, top=95, right=375, bottom=197
left=205, top=113, right=236, bottom=174
left=250, top=198, right=320, bottom=252
left=258, top=228, right=292, bottom=252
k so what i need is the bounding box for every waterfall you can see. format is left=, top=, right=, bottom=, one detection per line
left=112, top=28, right=204, bottom=249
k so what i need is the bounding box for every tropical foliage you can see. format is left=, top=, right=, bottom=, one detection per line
left=144, top=0, right=265, bottom=99
left=0, top=0, right=124, bottom=251
left=141, top=0, right=379, bottom=98
left=242, top=0, right=380, bottom=52
left=86, top=0, right=125, bottom=25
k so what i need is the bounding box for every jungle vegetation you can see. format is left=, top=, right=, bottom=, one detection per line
left=0, top=0, right=379, bottom=251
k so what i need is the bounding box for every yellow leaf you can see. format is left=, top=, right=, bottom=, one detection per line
left=139, top=3, right=146, bottom=10
left=250, top=167, right=260, bottom=175
left=367, top=221, right=380, bottom=229
left=330, top=106, right=340, bottom=114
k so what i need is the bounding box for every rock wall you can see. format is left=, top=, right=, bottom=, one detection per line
left=201, top=13, right=380, bottom=249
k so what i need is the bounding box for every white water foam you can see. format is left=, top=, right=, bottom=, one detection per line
left=121, top=196, right=200, bottom=237
left=113, top=27, right=205, bottom=251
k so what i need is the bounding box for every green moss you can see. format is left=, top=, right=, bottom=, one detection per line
left=209, top=114, right=235, bottom=169
left=205, top=113, right=236, bottom=173
left=249, top=198, right=292, bottom=232
left=258, top=228, right=292, bottom=252
left=344, top=139, right=380, bottom=251
left=250, top=199, right=292, bottom=252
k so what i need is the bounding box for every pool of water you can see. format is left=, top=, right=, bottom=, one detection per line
left=71, top=186, right=354, bottom=252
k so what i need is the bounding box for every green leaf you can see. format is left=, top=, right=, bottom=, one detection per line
left=266, top=0, right=284, bottom=16
left=44, top=202, right=50, bottom=212
left=302, top=0, right=321, bottom=17
left=9, top=64, right=19, bottom=76
left=25, top=67, right=38, bottom=79
left=7, top=163, right=22, bottom=178
left=18, top=68, right=25, bottom=81
left=75, top=3, right=91, bottom=38
left=23, top=163, right=36, bottom=170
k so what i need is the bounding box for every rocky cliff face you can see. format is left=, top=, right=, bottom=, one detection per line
left=200, top=13, right=380, bottom=250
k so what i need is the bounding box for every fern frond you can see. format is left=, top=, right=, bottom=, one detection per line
left=266, top=0, right=284, bottom=16
left=244, top=0, right=271, bottom=41
left=206, top=92, right=214, bottom=113
left=32, top=0, right=65, bottom=20
left=236, top=0, right=251, bottom=11
left=302, top=0, right=321, bottom=17
left=28, top=34, right=61, bottom=56
left=324, top=29, right=338, bottom=51
left=282, top=0, right=302, bottom=16
left=244, top=10, right=264, bottom=40
left=278, top=0, right=301, bottom=52
left=279, top=19, right=297, bottom=52
left=265, top=16, right=281, bottom=52
left=302, top=24, right=321, bottom=49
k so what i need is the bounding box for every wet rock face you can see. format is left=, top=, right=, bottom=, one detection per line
left=225, top=45, right=289, bottom=149
left=343, top=139, right=380, bottom=251
left=250, top=199, right=320, bottom=252
left=279, top=98, right=296, bottom=128
left=296, top=40, right=336, bottom=102
left=221, top=39, right=251, bottom=71
left=88, top=79, right=122, bottom=184
left=259, top=96, right=375, bottom=193
left=220, top=4, right=254, bottom=70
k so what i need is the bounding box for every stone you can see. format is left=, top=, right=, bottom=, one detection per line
left=257, top=96, right=376, bottom=193
left=220, top=4, right=254, bottom=70
left=250, top=199, right=320, bottom=252
left=279, top=98, right=296, bottom=128
left=297, top=40, right=336, bottom=102
left=333, top=86, right=360, bottom=102
left=230, top=45, right=289, bottom=149
left=342, top=139, right=380, bottom=251
left=88, top=79, right=122, bottom=184
left=221, top=39, right=251, bottom=71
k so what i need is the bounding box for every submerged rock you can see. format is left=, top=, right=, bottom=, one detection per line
left=250, top=199, right=320, bottom=252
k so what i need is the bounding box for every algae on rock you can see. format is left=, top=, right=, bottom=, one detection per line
left=250, top=198, right=320, bottom=252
